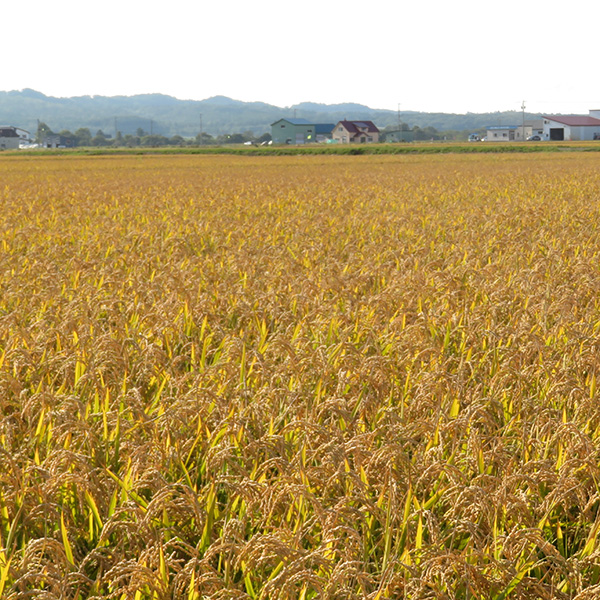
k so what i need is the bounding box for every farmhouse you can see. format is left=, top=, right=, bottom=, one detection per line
left=332, top=120, right=380, bottom=144
left=270, top=118, right=334, bottom=145
left=0, top=126, right=29, bottom=150
left=542, top=111, right=600, bottom=141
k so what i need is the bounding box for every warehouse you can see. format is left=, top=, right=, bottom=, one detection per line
left=542, top=111, right=600, bottom=141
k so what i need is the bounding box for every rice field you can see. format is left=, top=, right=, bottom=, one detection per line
left=1, top=152, right=600, bottom=599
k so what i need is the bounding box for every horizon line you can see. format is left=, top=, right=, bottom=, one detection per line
left=4, top=88, right=596, bottom=116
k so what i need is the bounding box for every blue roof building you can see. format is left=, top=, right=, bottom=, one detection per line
left=271, top=118, right=334, bottom=145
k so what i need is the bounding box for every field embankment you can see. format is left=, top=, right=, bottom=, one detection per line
left=8, top=140, right=600, bottom=157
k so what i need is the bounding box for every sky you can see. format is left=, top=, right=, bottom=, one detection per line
left=4, top=0, right=600, bottom=115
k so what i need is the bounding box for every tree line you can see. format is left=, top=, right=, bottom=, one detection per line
left=35, top=121, right=477, bottom=148
left=379, top=123, right=472, bottom=142
left=35, top=122, right=273, bottom=148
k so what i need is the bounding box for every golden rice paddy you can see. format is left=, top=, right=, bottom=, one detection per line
left=1, top=152, right=600, bottom=599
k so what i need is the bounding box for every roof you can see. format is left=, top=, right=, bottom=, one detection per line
left=542, top=115, right=600, bottom=127
left=315, top=123, right=334, bottom=134
left=486, top=125, right=518, bottom=130
left=0, top=127, right=19, bottom=137
left=271, top=118, right=312, bottom=126
left=337, top=120, right=380, bottom=134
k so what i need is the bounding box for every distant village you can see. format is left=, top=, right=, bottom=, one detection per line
left=2, top=109, right=600, bottom=149
left=271, top=111, right=600, bottom=145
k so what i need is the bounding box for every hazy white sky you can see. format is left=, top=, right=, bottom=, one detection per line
left=4, top=0, right=599, bottom=114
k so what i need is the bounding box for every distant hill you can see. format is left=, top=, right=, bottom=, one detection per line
left=0, top=89, right=542, bottom=137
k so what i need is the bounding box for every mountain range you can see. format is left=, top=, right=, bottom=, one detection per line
left=1, top=89, right=542, bottom=138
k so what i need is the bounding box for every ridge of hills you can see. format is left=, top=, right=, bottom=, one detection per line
left=1, top=89, right=542, bottom=138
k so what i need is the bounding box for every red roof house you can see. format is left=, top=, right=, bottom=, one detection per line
left=332, top=120, right=380, bottom=144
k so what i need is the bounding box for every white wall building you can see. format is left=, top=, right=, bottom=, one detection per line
left=15, top=127, right=30, bottom=141
left=485, top=125, right=517, bottom=141
left=542, top=111, right=600, bottom=141
left=0, top=127, right=22, bottom=150
left=0, top=127, right=31, bottom=149
left=514, top=120, right=544, bottom=141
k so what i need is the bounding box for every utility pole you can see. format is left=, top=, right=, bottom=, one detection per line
left=115, top=117, right=118, bottom=139
left=397, top=103, right=401, bottom=131
left=521, top=100, right=526, bottom=141
left=199, top=113, right=203, bottom=145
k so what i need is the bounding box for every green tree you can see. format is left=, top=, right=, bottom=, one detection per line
left=123, top=134, right=140, bottom=147
left=140, top=134, right=169, bottom=147
left=36, top=122, right=53, bottom=143
left=195, top=132, right=215, bottom=145
left=412, top=125, right=440, bottom=141
left=74, top=128, right=92, bottom=146
left=58, top=130, right=75, bottom=147
left=218, top=133, right=245, bottom=144
left=169, top=135, right=185, bottom=146
left=92, top=130, right=110, bottom=146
